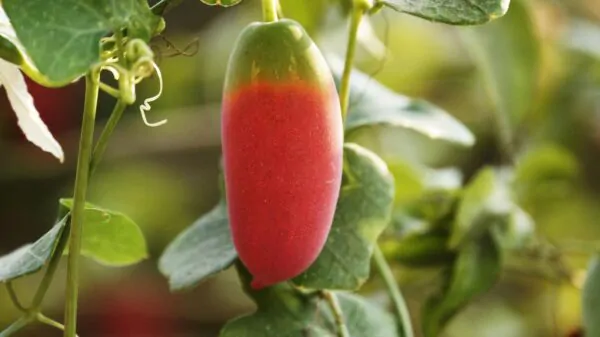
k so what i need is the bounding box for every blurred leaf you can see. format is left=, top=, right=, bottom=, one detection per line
left=60, top=199, right=148, bottom=266
left=293, top=143, right=394, bottom=290
left=514, top=144, right=579, bottom=185
left=151, top=0, right=185, bottom=15
left=387, top=159, right=425, bottom=206
left=385, top=229, right=455, bottom=267
left=279, top=0, right=328, bottom=35
left=200, top=0, right=243, bottom=7
left=3, top=0, right=159, bottom=85
left=320, top=292, right=399, bottom=337
left=0, top=217, right=67, bottom=282
left=422, top=233, right=501, bottom=337
left=460, top=0, right=538, bottom=127
left=327, top=56, right=475, bottom=147
left=383, top=0, right=509, bottom=25
left=450, top=167, right=513, bottom=248
left=513, top=144, right=579, bottom=205
left=494, top=206, right=534, bottom=249
left=564, top=19, right=600, bottom=59
left=159, top=202, right=237, bottom=292
left=583, top=256, right=600, bottom=337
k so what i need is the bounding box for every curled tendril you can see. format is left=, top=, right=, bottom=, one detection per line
left=138, top=61, right=167, bottom=127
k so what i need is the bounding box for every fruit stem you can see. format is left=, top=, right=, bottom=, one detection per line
left=339, top=5, right=364, bottom=123
left=262, top=0, right=278, bottom=22
left=321, top=291, right=350, bottom=337
left=373, top=245, right=414, bottom=337
left=63, top=72, right=100, bottom=337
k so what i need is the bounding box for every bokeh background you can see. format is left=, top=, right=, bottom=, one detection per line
left=1, top=0, right=600, bottom=336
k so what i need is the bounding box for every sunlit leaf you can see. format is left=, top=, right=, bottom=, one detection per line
left=383, top=0, right=510, bottom=25
left=60, top=199, right=148, bottom=266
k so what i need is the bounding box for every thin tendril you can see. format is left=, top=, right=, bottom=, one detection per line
left=138, top=62, right=167, bottom=127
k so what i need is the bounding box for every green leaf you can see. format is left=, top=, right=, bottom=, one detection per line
left=0, top=36, right=23, bottom=65
left=222, top=265, right=397, bottom=337
left=449, top=167, right=513, bottom=248
left=494, top=206, right=534, bottom=249
left=583, top=256, right=600, bottom=337
left=326, top=292, right=399, bottom=337
left=383, top=0, right=509, bottom=25
left=422, top=233, right=501, bottom=337
left=0, top=217, right=67, bottom=282
left=220, top=272, right=327, bottom=337
left=3, top=0, right=160, bottom=85
left=387, top=229, right=455, bottom=267
left=293, top=143, right=395, bottom=290
left=60, top=199, right=148, bottom=266
left=159, top=202, right=237, bottom=291
left=460, top=0, right=538, bottom=127
left=328, top=56, right=475, bottom=147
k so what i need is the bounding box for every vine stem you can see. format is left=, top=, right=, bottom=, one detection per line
left=31, top=217, right=70, bottom=308
left=373, top=246, right=414, bottom=337
left=261, top=0, right=278, bottom=22
left=63, top=73, right=100, bottom=337
left=321, top=291, right=350, bottom=337
left=6, top=282, right=26, bottom=312
left=339, top=5, right=364, bottom=123
left=0, top=316, right=32, bottom=337
left=90, top=100, right=127, bottom=175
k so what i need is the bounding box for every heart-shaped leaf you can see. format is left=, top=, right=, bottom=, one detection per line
left=3, top=0, right=160, bottom=85
left=60, top=199, right=148, bottom=266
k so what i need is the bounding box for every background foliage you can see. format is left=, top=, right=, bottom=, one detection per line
left=1, top=0, right=600, bottom=336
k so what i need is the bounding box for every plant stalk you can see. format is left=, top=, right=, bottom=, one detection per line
left=63, top=73, right=100, bottom=337
left=0, top=316, right=33, bottom=337
left=373, top=246, right=414, bottom=337
left=31, top=217, right=71, bottom=308
left=6, top=282, right=26, bottom=312
left=262, top=0, right=278, bottom=22
left=90, top=100, right=127, bottom=175
left=339, top=6, right=364, bottom=123
left=321, top=291, right=350, bottom=337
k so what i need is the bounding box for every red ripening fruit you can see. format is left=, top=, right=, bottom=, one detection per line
left=221, top=19, right=343, bottom=289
